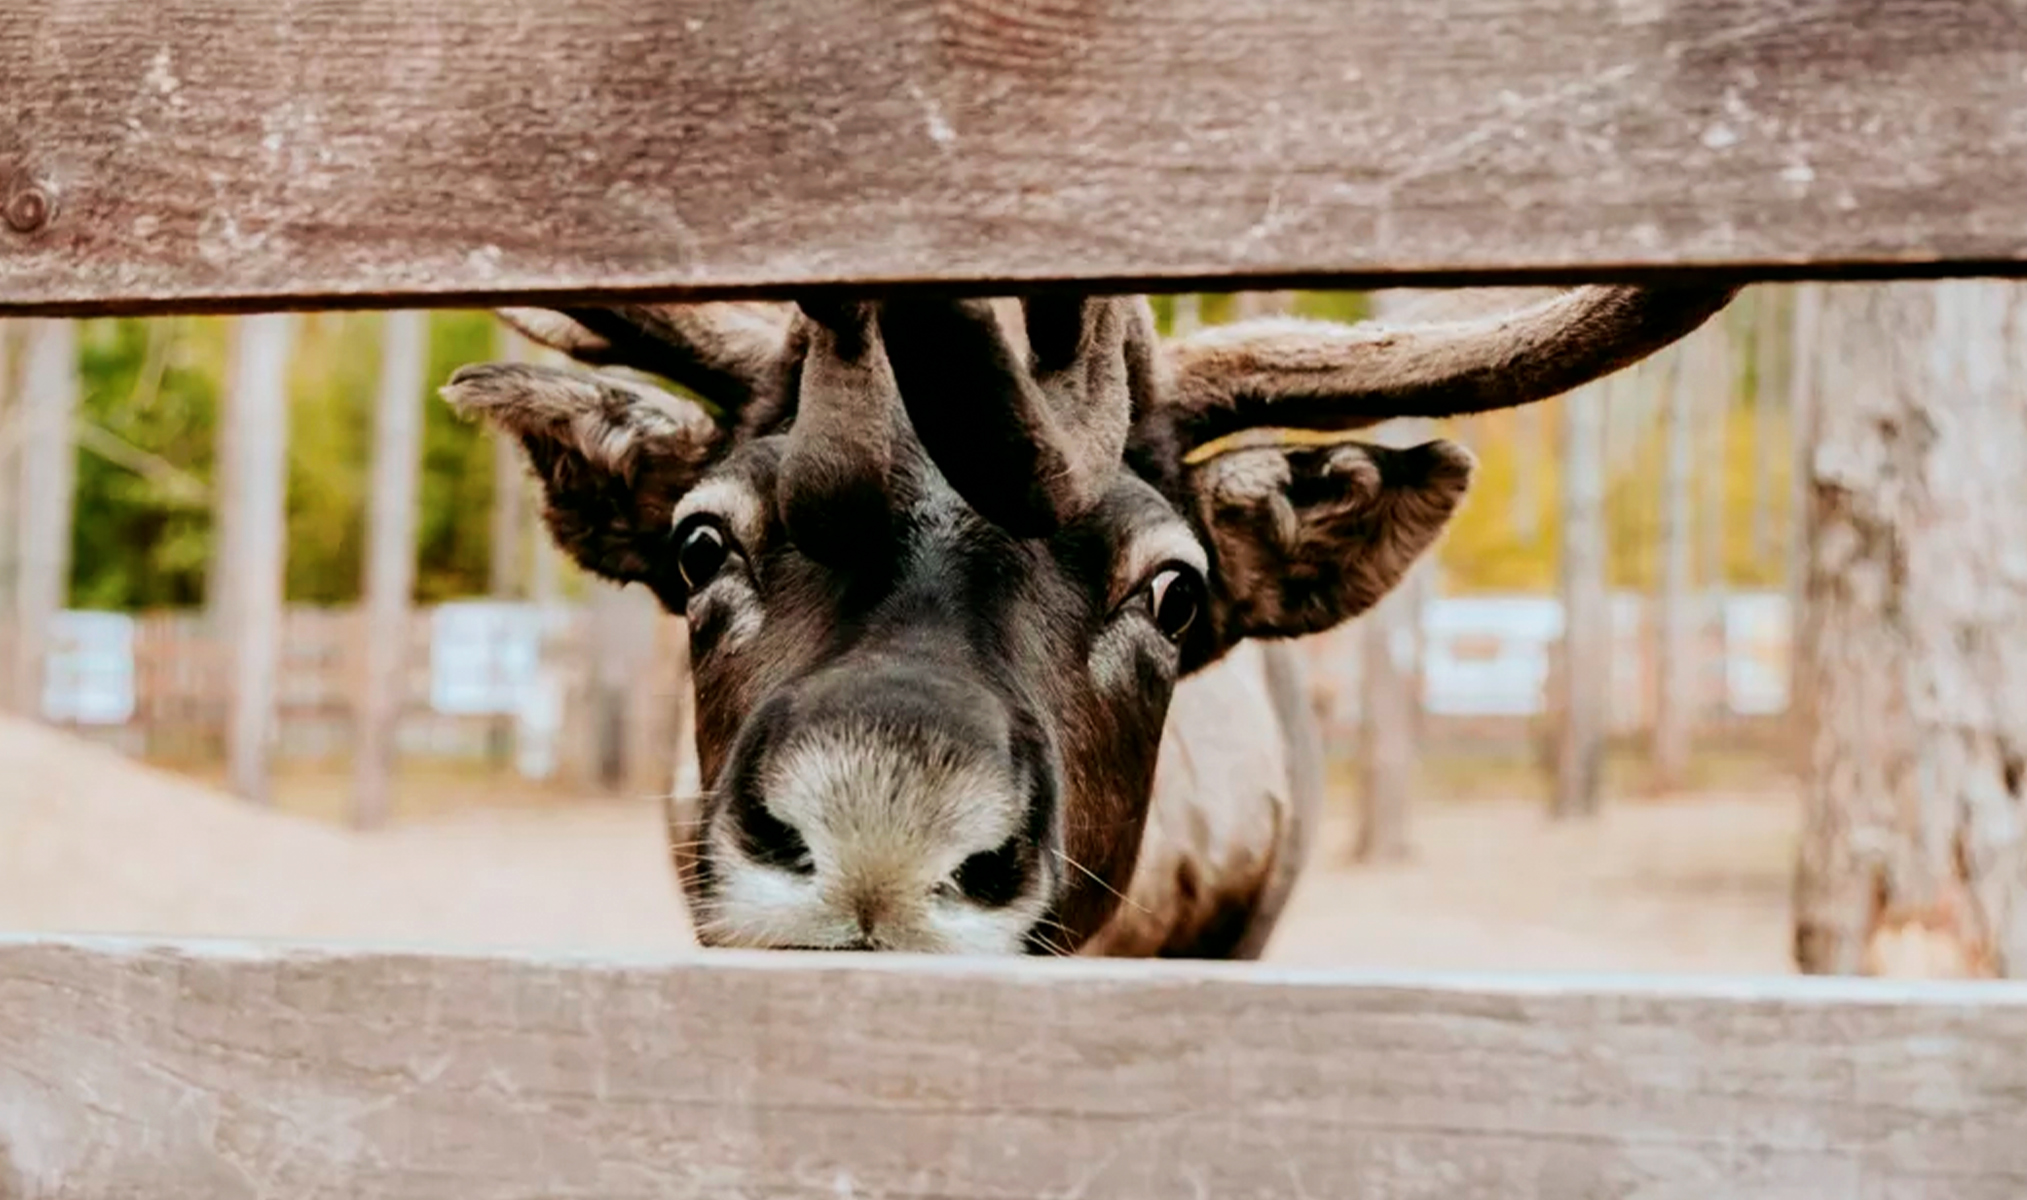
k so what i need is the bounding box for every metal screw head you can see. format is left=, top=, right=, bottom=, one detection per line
left=3, top=184, right=52, bottom=234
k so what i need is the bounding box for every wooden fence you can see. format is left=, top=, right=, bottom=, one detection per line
left=5, top=0, right=2026, bottom=1194
left=2, top=603, right=695, bottom=788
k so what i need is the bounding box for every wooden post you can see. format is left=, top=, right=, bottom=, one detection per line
left=1553, top=378, right=1610, bottom=819
left=352, top=311, right=427, bottom=829
left=13, top=318, right=79, bottom=720
left=1651, top=343, right=1694, bottom=791
left=223, top=313, right=294, bottom=805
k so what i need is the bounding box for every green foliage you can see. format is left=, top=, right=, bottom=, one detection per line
left=69, top=317, right=227, bottom=610
left=283, top=313, right=373, bottom=604
left=418, top=312, right=501, bottom=602
left=62, top=311, right=505, bottom=611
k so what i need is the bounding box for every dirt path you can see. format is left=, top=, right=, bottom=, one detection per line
left=1267, top=796, right=1797, bottom=973
left=0, top=716, right=1798, bottom=973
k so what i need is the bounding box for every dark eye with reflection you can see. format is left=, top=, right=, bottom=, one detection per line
left=1147, top=568, right=1201, bottom=644
left=676, top=520, right=730, bottom=591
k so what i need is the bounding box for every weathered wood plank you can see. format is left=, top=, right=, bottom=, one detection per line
left=2, top=935, right=2025, bottom=1199
left=6, top=0, right=2027, bottom=315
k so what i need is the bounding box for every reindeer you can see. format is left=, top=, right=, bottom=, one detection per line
left=443, top=284, right=1734, bottom=957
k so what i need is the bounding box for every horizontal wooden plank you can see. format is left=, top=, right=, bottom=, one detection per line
left=5, top=1, right=2027, bottom=314
left=4, top=936, right=2027, bottom=1198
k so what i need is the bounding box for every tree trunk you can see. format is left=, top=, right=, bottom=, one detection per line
left=1795, top=279, right=2027, bottom=979
left=206, top=319, right=242, bottom=637
left=223, top=313, right=295, bottom=805
left=1787, top=283, right=1823, bottom=773
left=1651, top=341, right=1695, bottom=791
left=14, top=319, right=79, bottom=720
left=1353, top=406, right=1432, bottom=862
left=0, top=323, right=18, bottom=702
left=488, top=324, right=532, bottom=600
left=582, top=580, right=661, bottom=793
left=352, top=311, right=426, bottom=829
left=1553, top=379, right=1609, bottom=819
left=484, top=324, right=535, bottom=770
left=1750, top=287, right=1786, bottom=567
left=1698, top=312, right=1732, bottom=659
left=1355, top=568, right=1417, bottom=861
left=1512, top=404, right=1542, bottom=544
left=670, top=628, right=702, bottom=800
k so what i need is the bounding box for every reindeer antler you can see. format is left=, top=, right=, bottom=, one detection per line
left=877, top=294, right=1156, bottom=538
left=774, top=299, right=912, bottom=567
left=497, top=301, right=795, bottom=428
left=1152, top=283, right=1739, bottom=449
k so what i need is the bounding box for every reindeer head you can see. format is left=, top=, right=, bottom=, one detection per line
left=444, top=285, right=1733, bottom=954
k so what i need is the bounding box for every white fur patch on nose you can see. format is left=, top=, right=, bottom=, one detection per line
left=766, top=729, right=1020, bottom=883
left=699, top=727, right=1046, bottom=955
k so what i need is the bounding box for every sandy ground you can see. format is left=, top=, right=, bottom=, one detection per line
left=0, top=716, right=1799, bottom=973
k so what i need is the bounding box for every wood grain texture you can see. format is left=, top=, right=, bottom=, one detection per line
left=6, top=0, right=2027, bottom=315
left=4, top=935, right=2027, bottom=1199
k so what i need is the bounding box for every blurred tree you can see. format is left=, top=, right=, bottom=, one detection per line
left=1795, top=280, right=2027, bottom=979
left=282, top=312, right=372, bottom=604
left=1552, top=375, right=1609, bottom=819
left=71, top=317, right=226, bottom=609
left=61, top=311, right=506, bottom=612
left=1652, top=335, right=1698, bottom=791
left=16, top=319, right=79, bottom=714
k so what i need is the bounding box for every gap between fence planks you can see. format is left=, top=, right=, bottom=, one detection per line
left=2, top=935, right=2026, bottom=1199
left=8, top=0, right=2027, bottom=316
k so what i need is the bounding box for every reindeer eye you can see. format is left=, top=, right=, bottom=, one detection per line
left=1148, top=568, right=1201, bottom=644
left=677, top=521, right=730, bottom=591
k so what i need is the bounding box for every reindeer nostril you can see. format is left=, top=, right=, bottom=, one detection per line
left=953, top=836, right=1029, bottom=907
left=734, top=793, right=814, bottom=875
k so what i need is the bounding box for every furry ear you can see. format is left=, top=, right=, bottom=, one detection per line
left=1183, top=436, right=1472, bottom=668
left=440, top=362, right=725, bottom=601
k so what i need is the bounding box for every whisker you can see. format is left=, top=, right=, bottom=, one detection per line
left=1026, top=915, right=1083, bottom=959
left=1052, top=848, right=1151, bottom=915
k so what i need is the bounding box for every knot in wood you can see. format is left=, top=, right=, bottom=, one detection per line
left=3, top=181, right=52, bottom=234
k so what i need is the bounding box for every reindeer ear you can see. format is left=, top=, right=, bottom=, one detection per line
left=440, top=362, right=725, bottom=597
left=1183, top=437, right=1472, bottom=663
